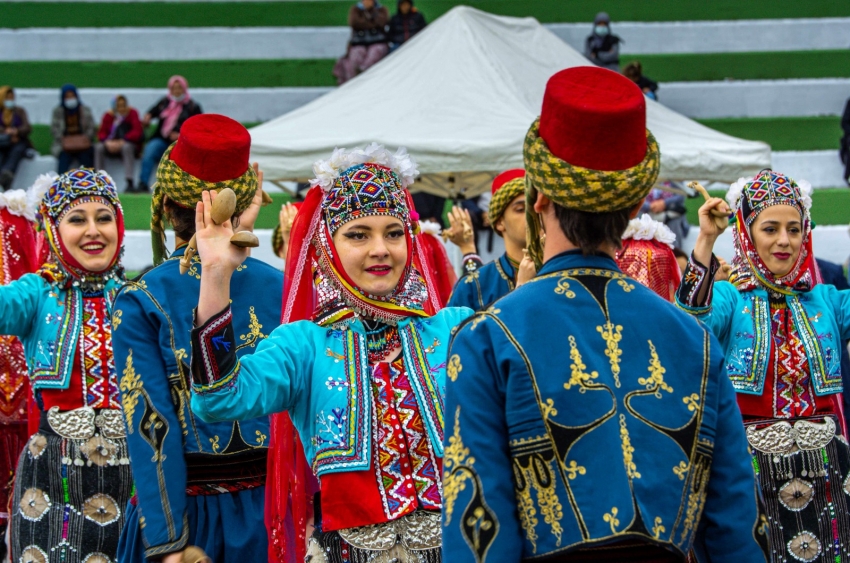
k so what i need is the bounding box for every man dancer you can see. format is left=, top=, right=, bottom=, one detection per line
left=113, top=114, right=283, bottom=563
left=448, top=170, right=531, bottom=310
left=443, top=67, right=768, bottom=562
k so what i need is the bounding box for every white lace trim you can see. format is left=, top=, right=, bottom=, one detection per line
left=310, top=143, right=419, bottom=191
left=622, top=214, right=676, bottom=247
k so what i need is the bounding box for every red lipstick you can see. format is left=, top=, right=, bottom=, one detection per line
left=366, top=265, right=391, bottom=276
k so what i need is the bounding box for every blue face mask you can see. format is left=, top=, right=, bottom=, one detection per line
left=3, top=100, right=14, bottom=110
left=595, top=25, right=609, bottom=36
left=64, top=98, right=79, bottom=110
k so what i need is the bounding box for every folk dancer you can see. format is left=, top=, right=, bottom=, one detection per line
left=444, top=67, right=769, bottom=562
left=113, top=115, right=282, bottom=563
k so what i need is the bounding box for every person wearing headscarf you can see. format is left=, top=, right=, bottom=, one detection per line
left=188, top=143, right=473, bottom=562
left=50, top=85, right=96, bottom=173
left=113, top=114, right=280, bottom=563
left=95, top=95, right=144, bottom=193
left=0, top=187, right=44, bottom=562
left=584, top=12, right=622, bottom=72
left=137, top=76, right=203, bottom=193
left=447, top=169, right=533, bottom=311
left=677, top=169, right=850, bottom=562
left=0, top=86, right=33, bottom=191
left=2, top=168, right=131, bottom=563
left=445, top=67, right=769, bottom=562
left=615, top=213, right=682, bottom=302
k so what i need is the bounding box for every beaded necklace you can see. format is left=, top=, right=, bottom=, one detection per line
left=362, top=318, right=401, bottom=363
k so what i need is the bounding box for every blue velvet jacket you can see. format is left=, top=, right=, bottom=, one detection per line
left=112, top=247, right=282, bottom=558
left=444, top=251, right=768, bottom=562
left=448, top=253, right=515, bottom=311
left=0, top=273, right=121, bottom=391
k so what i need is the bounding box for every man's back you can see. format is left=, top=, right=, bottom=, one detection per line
left=443, top=250, right=768, bottom=562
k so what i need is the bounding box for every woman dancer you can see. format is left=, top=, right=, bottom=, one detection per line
left=188, top=145, right=471, bottom=562
left=677, top=169, right=850, bottom=562
left=5, top=169, right=132, bottom=563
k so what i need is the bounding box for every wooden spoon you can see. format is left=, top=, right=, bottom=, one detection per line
left=688, top=181, right=730, bottom=231
left=179, top=234, right=197, bottom=275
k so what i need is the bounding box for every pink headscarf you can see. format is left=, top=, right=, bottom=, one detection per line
left=160, top=75, right=190, bottom=137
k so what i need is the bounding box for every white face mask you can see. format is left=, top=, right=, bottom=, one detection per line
left=64, top=98, right=79, bottom=110
left=172, top=94, right=186, bottom=102
left=594, top=25, right=609, bottom=36
left=3, top=100, right=14, bottom=110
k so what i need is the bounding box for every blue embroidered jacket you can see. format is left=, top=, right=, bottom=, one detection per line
left=0, top=273, right=121, bottom=390
left=112, top=248, right=282, bottom=558
left=189, top=306, right=472, bottom=477
left=676, top=255, right=850, bottom=397
left=444, top=251, right=768, bottom=562
left=448, top=253, right=515, bottom=311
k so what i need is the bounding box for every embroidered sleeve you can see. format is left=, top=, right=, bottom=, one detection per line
left=191, top=306, right=239, bottom=394
left=461, top=253, right=484, bottom=275
left=693, top=347, right=769, bottom=561
left=676, top=253, right=720, bottom=312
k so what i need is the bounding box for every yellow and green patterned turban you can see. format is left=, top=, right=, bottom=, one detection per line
left=522, top=118, right=660, bottom=267
left=151, top=143, right=257, bottom=265
left=488, top=177, right=525, bottom=229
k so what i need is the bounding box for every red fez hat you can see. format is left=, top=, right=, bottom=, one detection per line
left=539, top=67, right=646, bottom=171
left=169, top=114, right=251, bottom=183
left=491, top=169, right=525, bottom=195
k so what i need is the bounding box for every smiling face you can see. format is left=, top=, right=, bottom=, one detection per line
left=57, top=201, right=119, bottom=272
left=750, top=204, right=803, bottom=278
left=332, top=215, right=408, bottom=297
left=169, top=81, right=185, bottom=98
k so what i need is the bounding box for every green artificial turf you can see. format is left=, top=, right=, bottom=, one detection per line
left=118, top=191, right=293, bottom=231
left=686, top=189, right=850, bottom=226
left=696, top=116, right=842, bottom=152
left=623, top=50, right=850, bottom=82
left=0, top=0, right=847, bottom=28
left=4, top=50, right=848, bottom=91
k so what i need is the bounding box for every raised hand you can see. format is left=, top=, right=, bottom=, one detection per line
left=195, top=190, right=249, bottom=275
left=443, top=206, right=475, bottom=254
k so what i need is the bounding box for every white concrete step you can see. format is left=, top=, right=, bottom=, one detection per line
left=14, top=78, right=849, bottom=130
left=14, top=87, right=331, bottom=126
left=2, top=18, right=848, bottom=62
left=772, top=150, right=847, bottom=189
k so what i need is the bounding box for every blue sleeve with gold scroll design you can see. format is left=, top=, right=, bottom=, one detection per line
left=448, top=255, right=515, bottom=312
left=112, top=253, right=282, bottom=557
left=444, top=256, right=768, bottom=562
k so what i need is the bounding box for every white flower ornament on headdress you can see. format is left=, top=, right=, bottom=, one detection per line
left=622, top=214, right=677, bottom=247
left=310, top=143, right=419, bottom=191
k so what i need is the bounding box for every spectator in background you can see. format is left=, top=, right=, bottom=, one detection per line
left=95, top=95, right=144, bottom=193
left=0, top=86, right=32, bottom=191
left=137, top=75, right=202, bottom=193
left=623, top=61, right=659, bottom=100
left=334, top=0, right=389, bottom=84
left=640, top=182, right=690, bottom=249
left=51, top=84, right=95, bottom=173
left=388, top=0, right=426, bottom=51
left=841, top=95, right=850, bottom=186
left=584, top=12, right=621, bottom=71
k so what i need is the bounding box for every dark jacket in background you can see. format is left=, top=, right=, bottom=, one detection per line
left=388, top=7, right=426, bottom=46
left=349, top=3, right=389, bottom=45
left=1, top=107, right=31, bottom=144
left=146, top=97, right=202, bottom=141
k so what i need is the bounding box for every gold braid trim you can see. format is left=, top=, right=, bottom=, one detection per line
left=522, top=118, right=660, bottom=268
left=150, top=143, right=258, bottom=265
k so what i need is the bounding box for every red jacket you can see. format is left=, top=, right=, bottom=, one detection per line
left=97, top=108, right=144, bottom=145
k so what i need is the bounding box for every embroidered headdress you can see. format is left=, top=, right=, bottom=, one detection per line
left=523, top=67, right=660, bottom=267
left=615, top=214, right=681, bottom=302
left=151, top=114, right=258, bottom=265
left=282, top=143, right=440, bottom=327
left=725, top=169, right=818, bottom=294
left=27, top=168, right=125, bottom=289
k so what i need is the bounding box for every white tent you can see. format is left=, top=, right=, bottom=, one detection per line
left=250, top=6, right=771, bottom=197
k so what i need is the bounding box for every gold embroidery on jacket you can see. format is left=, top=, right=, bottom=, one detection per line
left=619, top=414, right=640, bottom=479
left=639, top=340, right=673, bottom=397
left=120, top=351, right=142, bottom=434
left=603, top=507, right=620, bottom=533
left=238, top=306, right=267, bottom=350
left=565, top=336, right=598, bottom=392
left=448, top=354, right=462, bottom=382
left=598, top=321, right=623, bottom=388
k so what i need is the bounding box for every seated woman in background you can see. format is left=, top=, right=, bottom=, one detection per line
left=95, top=95, right=144, bottom=193
left=137, top=75, right=202, bottom=193
left=0, top=86, right=33, bottom=191
left=334, top=0, right=390, bottom=84
left=50, top=84, right=95, bottom=173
